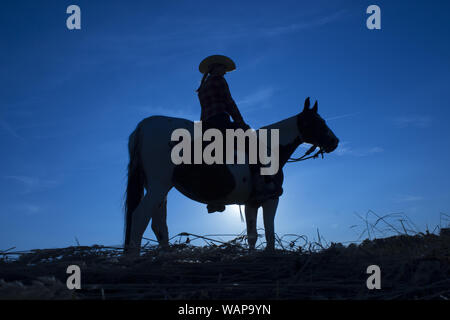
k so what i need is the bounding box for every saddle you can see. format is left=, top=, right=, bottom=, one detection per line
left=202, top=122, right=283, bottom=209
left=171, top=121, right=282, bottom=213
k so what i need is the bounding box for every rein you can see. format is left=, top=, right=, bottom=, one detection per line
left=287, top=145, right=325, bottom=163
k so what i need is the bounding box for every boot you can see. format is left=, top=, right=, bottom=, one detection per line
left=207, top=204, right=226, bottom=213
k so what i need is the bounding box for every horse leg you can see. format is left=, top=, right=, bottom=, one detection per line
left=127, top=185, right=170, bottom=256
left=262, top=197, right=279, bottom=251
left=245, top=204, right=258, bottom=250
left=151, top=195, right=169, bottom=248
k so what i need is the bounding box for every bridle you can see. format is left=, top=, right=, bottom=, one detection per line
left=287, top=144, right=325, bottom=163
left=287, top=113, right=326, bottom=163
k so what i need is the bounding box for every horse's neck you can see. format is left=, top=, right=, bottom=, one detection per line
left=260, top=114, right=303, bottom=168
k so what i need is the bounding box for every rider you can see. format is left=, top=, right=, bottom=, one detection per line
left=197, top=55, right=281, bottom=212
left=197, top=55, right=248, bottom=131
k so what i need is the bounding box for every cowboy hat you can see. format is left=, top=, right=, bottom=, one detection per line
left=199, top=55, right=236, bottom=74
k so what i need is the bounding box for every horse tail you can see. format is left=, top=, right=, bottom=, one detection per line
left=124, top=123, right=145, bottom=249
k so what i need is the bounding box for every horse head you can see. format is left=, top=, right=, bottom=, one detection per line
left=297, top=97, right=339, bottom=154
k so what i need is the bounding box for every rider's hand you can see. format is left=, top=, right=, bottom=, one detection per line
left=240, top=122, right=251, bottom=130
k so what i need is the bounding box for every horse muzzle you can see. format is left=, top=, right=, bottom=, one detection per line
left=324, top=137, right=339, bottom=153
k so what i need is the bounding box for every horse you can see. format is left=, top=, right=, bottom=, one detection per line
left=123, top=97, right=339, bottom=256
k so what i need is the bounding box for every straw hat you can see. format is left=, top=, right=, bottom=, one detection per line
left=199, top=55, right=236, bottom=74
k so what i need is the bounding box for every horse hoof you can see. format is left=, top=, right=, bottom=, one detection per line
left=123, top=247, right=140, bottom=259
left=120, top=252, right=140, bottom=264
left=264, top=246, right=275, bottom=253
left=158, top=243, right=170, bottom=251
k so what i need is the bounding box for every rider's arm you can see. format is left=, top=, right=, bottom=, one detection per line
left=219, top=78, right=245, bottom=124
left=227, top=98, right=245, bottom=124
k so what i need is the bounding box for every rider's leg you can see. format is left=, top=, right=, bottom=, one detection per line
left=204, top=113, right=230, bottom=213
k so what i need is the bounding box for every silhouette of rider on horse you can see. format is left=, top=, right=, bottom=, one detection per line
left=196, top=55, right=282, bottom=213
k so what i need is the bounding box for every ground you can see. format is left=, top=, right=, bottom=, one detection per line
left=0, top=230, right=449, bottom=300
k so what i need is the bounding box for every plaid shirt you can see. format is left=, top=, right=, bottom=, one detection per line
left=198, top=75, right=244, bottom=122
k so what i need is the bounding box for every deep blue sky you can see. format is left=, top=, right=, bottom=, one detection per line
left=1, top=0, right=450, bottom=250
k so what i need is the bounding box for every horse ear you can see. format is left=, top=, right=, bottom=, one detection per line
left=303, top=97, right=310, bottom=112
left=312, top=101, right=318, bottom=113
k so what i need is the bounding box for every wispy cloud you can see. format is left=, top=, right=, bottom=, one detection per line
left=4, top=175, right=60, bottom=193
left=134, top=87, right=276, bottom=120
left=394, top=195, right=424, bottom=203
left=99, top=8, right=350, bottom=54
left=336, top=142, right=384, bottom=157
left=298, top=142, right=383, bottom=158
left=393, top=115, right=432, bottom=128
left=262, top=9, right=348, bottom=36
left=335, top=142, right=352, bottom=156
left=368, top=147, right=384, bottom=154
left=325, top=112, right=361, bottom=122
left=12, top=204, right=42, bottom=215
left=136, top=105, right=198, bottom=120
left=237, top=87, right=275, bottom=111
left=0, top=118, right=24, bottom=141
left=187, top=9, right=348, bottom=41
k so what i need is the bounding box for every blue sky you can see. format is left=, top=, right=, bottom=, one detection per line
left=1, top=0, right=450, bottom=250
